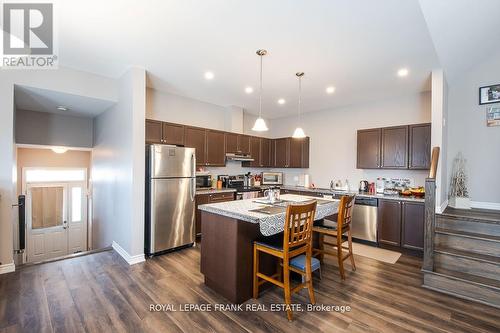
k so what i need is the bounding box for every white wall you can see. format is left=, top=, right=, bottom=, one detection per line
left=268, top=92, right=432, bottom=189
left=92, top=68, right=146, bottom=259
left=15, top=109, right=94, bottom=148
left=147, top=88, right=227, bottom=130
left=447, top=53, right=500, bottom=208
left=430, top=70, right=449, bottom=212
left=0, top=66, right=117, bottom=271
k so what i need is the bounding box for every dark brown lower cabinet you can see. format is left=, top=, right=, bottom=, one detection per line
left=378, top=199, right=402, bottom=246
left=195, top=192, right=235, bottom=236
left=402, top=201, right=425, bottom=250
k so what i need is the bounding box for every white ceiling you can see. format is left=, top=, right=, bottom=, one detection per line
left=14, top=85, right=116, bottom=117
left=51, top=0, right=500, bottom=118
left=419, top=0, right=500, bottom=82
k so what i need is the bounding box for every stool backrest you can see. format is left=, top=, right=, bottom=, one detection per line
left=337, top=195, right=355, bottom=235
left=283, top=201, right=317, bottom=253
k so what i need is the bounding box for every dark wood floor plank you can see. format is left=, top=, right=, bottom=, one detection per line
left=2, top=247, right=500, bottom=333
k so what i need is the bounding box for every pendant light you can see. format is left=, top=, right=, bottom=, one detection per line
left=292, top=72, right=306, bottom=138
left=252, top=49, right=269, bottom=132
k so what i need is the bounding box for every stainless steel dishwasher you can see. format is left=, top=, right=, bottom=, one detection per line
left=351, top=197, right=378, bottom=243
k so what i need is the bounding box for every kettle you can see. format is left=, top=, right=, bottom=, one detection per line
left=359, top=180, right=369, bottom=192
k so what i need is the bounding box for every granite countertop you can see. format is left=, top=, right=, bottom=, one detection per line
left=195, top=188, right=237, bottom=195
left=199, top=194, right=340, bottom=236
left=280, top=185, right=425, bottom=203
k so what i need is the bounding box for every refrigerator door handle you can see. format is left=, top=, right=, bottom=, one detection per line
left=191, top=153, right=196, bottom=177
left=190, top=178, right=196, bottom=202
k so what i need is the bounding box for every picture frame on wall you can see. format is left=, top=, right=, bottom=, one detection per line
left=487, top=106, right=500, bottom=127
left=479, top=84, right=500, bottom=105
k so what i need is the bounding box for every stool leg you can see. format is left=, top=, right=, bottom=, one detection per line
left=306, top=249, right=316, bottom=305
left=318, top=233, right=325, bottom=263
left=253, top=246, right=259, bottom=298
left=283, top=259, right=293, bottom=321
left=347, top=229, right=356, bottom=271
left=337, top=236, right=346, bottom=280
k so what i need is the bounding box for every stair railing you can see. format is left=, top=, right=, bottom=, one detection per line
left=423, top=147, right=440, bottom=271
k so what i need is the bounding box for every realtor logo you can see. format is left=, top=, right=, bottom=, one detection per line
left=2, top=3, right=57, bottom=68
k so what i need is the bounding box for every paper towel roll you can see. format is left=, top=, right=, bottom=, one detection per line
left=304, top=174, right=310, bottom=188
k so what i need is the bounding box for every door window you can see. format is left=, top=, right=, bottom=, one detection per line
left=30, top=186, right=64, bottom=229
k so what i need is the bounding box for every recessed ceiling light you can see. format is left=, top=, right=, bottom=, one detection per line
left=397, top=68, right=409, bottom=77
left=277, top=98, right=286, bottom=105
left=56, top=106, right=68, bottom=111
left=326, top=86, right=336, bottom=94
left=204, top=71, right=214, bottom=80
left=245, top=86, right=253, bottom=94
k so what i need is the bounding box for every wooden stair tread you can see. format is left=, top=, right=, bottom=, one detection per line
left=431, top=268, right=500, bottom=290
left=439, top=207, right=500, bottom=224
left=435, top=227, right=500, bottom=242
left=434, top=246, right=500, bottom=264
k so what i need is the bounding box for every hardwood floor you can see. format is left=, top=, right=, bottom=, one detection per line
left=1, top=245, right=499, bottom=333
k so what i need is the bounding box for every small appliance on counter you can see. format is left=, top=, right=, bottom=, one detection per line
left=261, top=172, right=283, bottom=186
left=195, top=174, right=212, bottom=189
left=330, top=179, right=350, bottom=192
left=359, top=180, right=369, bottom=192
left=375, top=178, right=385, bottom=194
left=226, top=174, right=262, bottom=200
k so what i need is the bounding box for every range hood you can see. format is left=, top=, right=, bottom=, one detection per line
left=225, top=153, right=254, bottom=162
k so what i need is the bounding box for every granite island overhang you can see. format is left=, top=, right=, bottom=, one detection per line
left=198, top=194, right=340, bottom=303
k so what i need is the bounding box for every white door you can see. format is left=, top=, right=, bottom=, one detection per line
left=26, top=182, right=88, bottom=262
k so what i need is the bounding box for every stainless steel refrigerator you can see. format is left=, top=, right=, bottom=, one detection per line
left=145, top=144, right=196, bottom=256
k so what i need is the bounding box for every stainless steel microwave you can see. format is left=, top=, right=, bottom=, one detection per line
left=196, top=174, right=212, bottom=189
left=261, top=172, right=283, bottom=185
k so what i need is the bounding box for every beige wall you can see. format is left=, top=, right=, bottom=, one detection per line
left=16, top=148, right=91, bottom=195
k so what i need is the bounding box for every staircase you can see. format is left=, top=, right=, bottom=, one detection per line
left=422, top=206, right=500, bottom=308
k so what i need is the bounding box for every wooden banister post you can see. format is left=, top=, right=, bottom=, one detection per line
left=423, top=178, right=436, bottom=271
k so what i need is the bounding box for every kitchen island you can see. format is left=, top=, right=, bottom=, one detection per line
left=198, top=194, right=339, bottom=303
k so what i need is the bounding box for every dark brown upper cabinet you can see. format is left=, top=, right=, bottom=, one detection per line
left=225, top=133, right=239, bottom=153
left=274, top=138, right=289, bottom=168
left=378, top=199, right=402, bottom=247
left=272, top=137, right=309, bottom=168
left=260, top=138, right=271, bottom=167
left=185, top=126, right=207, bottom=166
left=206, top=130, right=226, bottom=166
left=357, top=129, right=381, bottom=169
left=249, top=137, right=261, bottom=167
left=381, top=126, right=408, bottom=169
left=401, top=201, right=425, bottom=251
left=163, top=122, right=185, bottom=146
left=146, top=120, right=163, bottom=144
left=357, top=123, right=430, bottom=170
left=225, top=133, right=251, bottom=155
left=239, top=135, right=251, bottom=154
left=409, top=123, right=431, bottom=169
left=146, top=120, right=185, bottom=145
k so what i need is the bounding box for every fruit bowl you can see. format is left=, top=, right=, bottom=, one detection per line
left=409, top=187, right=425, bottom=197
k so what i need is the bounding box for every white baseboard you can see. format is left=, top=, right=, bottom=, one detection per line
left=0, top=262, right=15, bottom=274
left=112, top=241, right=145, bottom=265
left=436, top=199, right=448, bottom=214
left=471, top=201, right=500, bottom=211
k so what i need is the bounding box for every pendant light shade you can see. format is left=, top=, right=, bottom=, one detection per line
left=252, top=117, right=268, bottom=131
left=292, top=127, right=306, bottom=138
left=292, top=72, right=306, bottom=138
left=252, top=49, right=269, bottom=132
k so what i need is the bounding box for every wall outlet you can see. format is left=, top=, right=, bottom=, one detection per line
left=293, top=176, right=299, bottom=182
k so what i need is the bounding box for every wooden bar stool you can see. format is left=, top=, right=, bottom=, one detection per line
left=313, top=195, right=356, bottom=280
left=253, top=201, right=318, bottom=321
